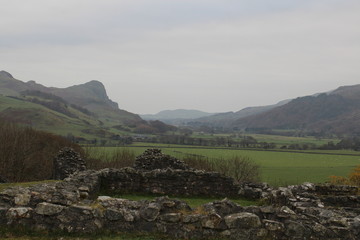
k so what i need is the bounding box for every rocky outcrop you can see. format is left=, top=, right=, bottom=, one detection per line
left=0, top=70, right=14, bottom=79
left=53, top=147, right=86, bottom=180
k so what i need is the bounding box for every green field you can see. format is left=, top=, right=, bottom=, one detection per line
left=189, top=132, right=337, bottom=147
left=0, top=95, right=134, bottom=141
left=246, top=133, right=338, bottom=146
left=164, top=148, right=360, bottom=186
left=98, top=144, right=360, bottom=186
left=0, top=229, right=170, bottom=240
left=0, top=180, right=59, bottom=192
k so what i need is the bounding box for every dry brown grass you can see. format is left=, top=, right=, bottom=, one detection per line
left=182, top=155, right=260, bottom=183
left=84, top=147, right=135, bottom=170
left=0, top=120, right=82, bottom=182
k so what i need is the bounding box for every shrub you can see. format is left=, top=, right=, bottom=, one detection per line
left=330, top=165, right=360, bottom=186
left=218, top=156, right=260, bottom=183
left=84, top=147, right=135, bottom=170
left=84, top=148, right=260, bottom=183
left=180, top=154, right=215, bottom=172
left=0, top=120, right=82, bottom=182
left=182, top=155, right=260, bottom=183
left=349, top=166, right=360, bottom=186
left=329, top=175, right=349, bottom=185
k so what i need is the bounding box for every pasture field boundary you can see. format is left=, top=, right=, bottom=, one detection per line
left=126, top=145, right=360, bottom=157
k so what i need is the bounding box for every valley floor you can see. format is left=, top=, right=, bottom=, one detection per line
left=96, top=143, right=360, bottom=186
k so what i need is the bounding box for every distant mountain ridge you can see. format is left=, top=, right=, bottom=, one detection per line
left=141, top=109, right=215, bottom=120
left=231, top=84, right=360, bottom=136
left=166, top=84, right=360, bottom=136
left=3, top=70, right=360, bottom=137
left=186, top=99, right=291, bottom=129
left=141, top=100, right=291, bottom=128
left=140, top=109, right=216, bottom=126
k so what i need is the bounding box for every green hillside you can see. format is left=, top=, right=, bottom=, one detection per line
left=0, top=71, right=144, bottom=128
left=233, top=91, right=360, bottom=136
left=0, top=94, right=126, bottom=141
left=0, top=71, right=179, bottom=142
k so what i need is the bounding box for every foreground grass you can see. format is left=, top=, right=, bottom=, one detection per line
left=0, top=228, right=172, bottom=240
left=0, top=180, right=59, bottom=192
left=0, top=235, right=165, bottom=240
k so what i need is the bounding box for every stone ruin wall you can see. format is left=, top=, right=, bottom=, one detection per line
left=99, top=149, right=241, bottom=197
left=100, top=167, right=240, bottom=197
left=1, top=148, right=360, bottom=239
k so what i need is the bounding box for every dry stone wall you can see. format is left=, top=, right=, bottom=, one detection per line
left=1, top=177, right=360, bottom=240
left=100, top=167, right=239, bottom=197
left=134, top=149, right=191, bottom=171
left=100, top=149, right=240, bottom=197
left=1, top=149, right=360, bottom=239
left=53, top=147, right=86, bottom=180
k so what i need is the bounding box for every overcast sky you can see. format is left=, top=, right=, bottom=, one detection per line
left=1, top=0, right=359, bottom=114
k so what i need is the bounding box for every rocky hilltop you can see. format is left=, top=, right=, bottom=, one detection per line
left=0, top=71, right=167, bottom=141
left=0, top=70, right=142, bottom=124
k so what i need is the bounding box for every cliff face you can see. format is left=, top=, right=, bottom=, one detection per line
left=50, top=80, right=119, bottom=110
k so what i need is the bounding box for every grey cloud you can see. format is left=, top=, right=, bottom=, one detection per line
left=1, top=0, right=359, bottom=113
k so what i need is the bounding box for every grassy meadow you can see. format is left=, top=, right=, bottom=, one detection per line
left=245, top=133, right=338, bottom=147
left=189, top=132, right=337, bottom=147
left=91, top=143, right=360, bottom=186
left=0, top=228, right=171, bottom=240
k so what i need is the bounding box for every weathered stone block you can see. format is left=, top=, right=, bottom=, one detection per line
left=159, top=213, right=182, bottom=223
left=263, top=220, right=284, bottom=231
left=105, top=208, right=124, bottom=221
left=224, top=212, right=261, bottom=229
left=201, top=213, right=226, bottom=230
left=14, top=193, right=31, bottom=206
left=285, top=220, right=307, bottom=238
left=140, top=203, right=160, bottom=221
left=6, top=207, right=32, bottom=220
left=183, top=214, right=202, bottom=223
left=35, top=202, right=65, bottom=216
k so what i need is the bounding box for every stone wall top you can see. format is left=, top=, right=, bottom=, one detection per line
left=133, top=149, right=191, bottom=171
left=53, top=147, right=86, bottom=180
